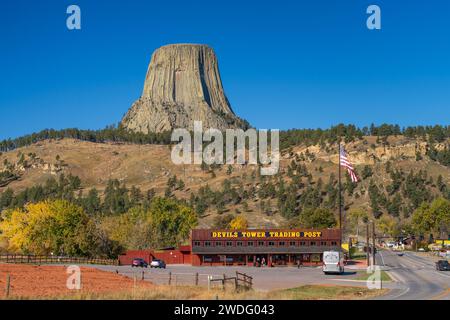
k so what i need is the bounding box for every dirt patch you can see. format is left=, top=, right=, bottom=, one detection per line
left=346, top=259, right=368, bottom=268
left=0, top=264, right=152, bottom=299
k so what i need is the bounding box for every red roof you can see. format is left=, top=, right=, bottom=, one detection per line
left=178, top=245, right=192, bottom=252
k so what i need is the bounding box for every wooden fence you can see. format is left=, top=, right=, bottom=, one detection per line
left=0, top=254, right=119, bottom=266
left=114, top=269, right=253, bottom=291
left=209, top=271, right=253, bottom=291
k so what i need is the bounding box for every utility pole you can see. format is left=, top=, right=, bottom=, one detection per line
left=366, top=223, right=370, bottom=266
left=372, top=221, right=376, bottom=266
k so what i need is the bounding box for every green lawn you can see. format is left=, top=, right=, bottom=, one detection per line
left=350, top=252, right=368, bottom=260
left=354, top=270, right=391, bottom=282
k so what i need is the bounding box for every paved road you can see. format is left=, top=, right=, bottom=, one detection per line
left=375, top=250, right=450, bottom=300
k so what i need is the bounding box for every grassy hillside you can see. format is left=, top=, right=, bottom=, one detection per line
left=1, top=135, right=449, bottom=232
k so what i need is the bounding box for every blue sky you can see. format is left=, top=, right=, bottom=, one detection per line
left=1, top=0, right=449, bottom=140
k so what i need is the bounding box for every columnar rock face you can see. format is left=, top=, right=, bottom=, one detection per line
left=121, top=44, right=249, bottom=133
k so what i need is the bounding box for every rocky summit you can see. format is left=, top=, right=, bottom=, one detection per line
left=121, top=44, right=249, bottom=133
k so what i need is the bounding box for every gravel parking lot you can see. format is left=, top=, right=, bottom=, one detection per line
left=92, top=264, right=386, bottom=291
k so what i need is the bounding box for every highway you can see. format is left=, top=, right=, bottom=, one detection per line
left=375, top=250, right=450, bottom=300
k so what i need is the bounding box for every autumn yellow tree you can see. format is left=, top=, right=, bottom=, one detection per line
left=101, top=197, right=198, bottom=250
left=411, top=197, right=450, bottom=236
left=0, top=200, right=98, bottom=256
left=375, top=215, right=399, bottom=237
left=147, top=197, right=198, bottom=247
left=229, top=216, right=248, bottom=230
left=101, top=206, right=157, bottom=250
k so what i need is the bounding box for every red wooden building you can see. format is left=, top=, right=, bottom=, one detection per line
left=190, top=228, right=341, bottom=267
left=119, top=228, right=341, bottom=267
left=119, top=245, right=191, bottom=266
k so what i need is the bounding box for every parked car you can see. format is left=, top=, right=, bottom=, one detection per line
left=435, top=260, right=450, bottom=271
left=386, top=241, right=396, bottom=248
left=322, top=251, right=344, bottom=275
left=355, top=242, right=366, bottom=249
left=150, top=259, right=166, bottom=268
left=131, top=258, right=148, bottom=268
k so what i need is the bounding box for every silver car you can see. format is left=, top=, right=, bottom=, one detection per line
left=150, top=259, right=166, bottom=268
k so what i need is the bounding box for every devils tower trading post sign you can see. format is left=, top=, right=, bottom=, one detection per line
left=211, top=231, right=323, bottom=239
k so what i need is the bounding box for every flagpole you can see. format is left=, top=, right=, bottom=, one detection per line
left=338, top=143, right=342, bottom=249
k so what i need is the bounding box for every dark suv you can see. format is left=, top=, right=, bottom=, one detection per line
left=435, top=260, right=450, bottom=271
left=132, top=258, right=148, bottom=268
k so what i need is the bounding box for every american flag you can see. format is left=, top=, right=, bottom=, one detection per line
left=340, top=145, right=359, bottom=183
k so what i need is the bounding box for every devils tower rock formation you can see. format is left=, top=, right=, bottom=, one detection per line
left=121, top=44, right=249, bottom=133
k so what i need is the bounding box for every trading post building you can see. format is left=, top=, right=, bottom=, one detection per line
left=119, top=228, right=341, bottom=267
left=191, top=228, right=341, bottom=267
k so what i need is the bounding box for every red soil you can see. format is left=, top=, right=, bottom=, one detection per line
left=0, top=264, right=151, bottom=299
